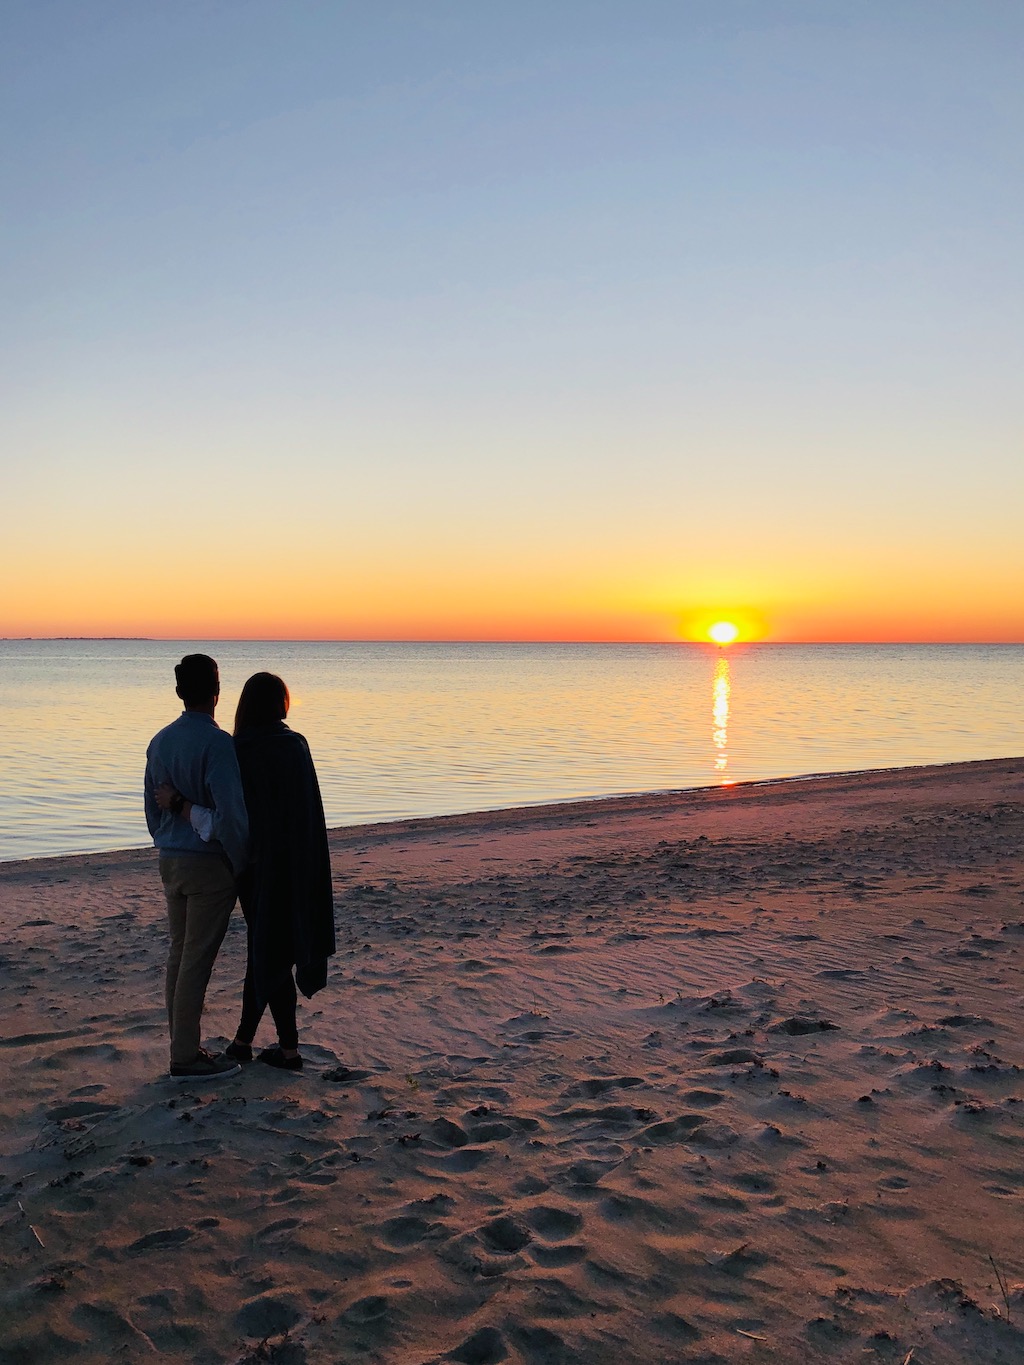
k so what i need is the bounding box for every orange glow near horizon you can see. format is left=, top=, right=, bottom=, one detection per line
left=3, top=494, right=1023, bottom=644
left=6, top=603, right=1024, bottom=643
left=5, top=565, right=1024, bottom=645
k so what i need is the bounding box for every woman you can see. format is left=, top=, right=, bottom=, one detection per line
left=157, top=672, right=335, bottom=1070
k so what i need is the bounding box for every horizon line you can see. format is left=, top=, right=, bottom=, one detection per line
left=4, top=637, right=1024, bottom=647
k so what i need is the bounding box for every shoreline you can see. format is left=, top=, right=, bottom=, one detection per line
left=3, top=753, right=1022, bottom=874
left=2, top=756, right=1024, bottom=1361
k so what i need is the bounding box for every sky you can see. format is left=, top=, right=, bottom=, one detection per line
left=2, top=1, right=1022, bottom=642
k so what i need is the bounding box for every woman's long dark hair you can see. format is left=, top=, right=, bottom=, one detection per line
left=234, top=672, right=290, bottom=735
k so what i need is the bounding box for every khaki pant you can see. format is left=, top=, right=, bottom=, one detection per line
left=160, top=853, right=237, bottom=1066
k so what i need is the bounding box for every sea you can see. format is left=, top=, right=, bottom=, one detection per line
left=1, top=640, right=1021, bottom=862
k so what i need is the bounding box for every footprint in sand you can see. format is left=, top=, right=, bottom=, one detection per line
left=51, top=1041, right=132, bottom=1064
left=636, top=1114, right=709, bottom=1144
left=321, top=1064, right=375, bottom=1083
left=556, top=1158, right=620, bottom=1189
left=552, top=1103, right=658, bottom=1128
left=126, top=1226, right=194, bottom=1255
left=505, top=1324, right=571, bottom=1363
left=235, top=1291, right=303, bottom=1338
left=2, top=1028, right=94, bottom=1049
left=754, top=1123, right=807, bottom=1148
left=523, top=1205, right=583, bottom=1241
left=769, top=1015, right=840, bottom=1036
left=427, top=1117, right=470, bottom=1147
left=255, top=1217, right=304, bottom=1243
left=531, top=1241, right=588, bottom=1271
left=45, top=1100, right=121, bottom=1121
left=517, top=1027, right=574, bottom=1043
left=463, top=1109, right=540, bottom=1143
left=478, top=1215, right=532, bottom=1253
left=71, top=1302, right=156, bottom=1353
left=561, top=1076, right=645, bottom=1099
left=597, top=1191, right=697, bottom=1234
left=732, top=1170, right=778, bottom=1194
left=681, top=1088, right=725, bottom=1108
left=441, top=1219, right=531, bottom=1278
left=705, top=1047, right=763, bottom=1067
left=649, top=1311, right=702, bottom=1345
left=702, top=1243, right=768, bottom=1277
left=379, top=1214, right=447, bottom=1248
left=339, top=1293, right=389, bottom=1327
left=435, top=1147, right=492, bottom=1173
left=447, top=1325, right=509, bottom=1365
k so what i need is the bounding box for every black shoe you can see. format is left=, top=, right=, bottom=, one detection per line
left=225, top=1041, right=253, bottom=1063
left=258, top=1046, right=303, bottom=1071
left=169, top=1048, right=241, bottom=1080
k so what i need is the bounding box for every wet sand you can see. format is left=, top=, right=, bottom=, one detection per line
left=2, top=758, right=1024, bottom=1363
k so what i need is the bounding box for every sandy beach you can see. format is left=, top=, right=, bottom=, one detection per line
left=2, top=758, right=1024, bottom=1364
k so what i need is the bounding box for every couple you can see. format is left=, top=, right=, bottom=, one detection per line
left=144, top=654, right=336, bottom=1080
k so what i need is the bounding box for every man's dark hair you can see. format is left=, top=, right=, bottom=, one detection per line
left=174, top=654, right=220, bottom=707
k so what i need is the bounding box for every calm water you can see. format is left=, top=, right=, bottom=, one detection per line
left=1, top=641, right=1021, bottom=862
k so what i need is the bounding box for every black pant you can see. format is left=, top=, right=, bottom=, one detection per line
left=236, top=910, right=298, bottom=1050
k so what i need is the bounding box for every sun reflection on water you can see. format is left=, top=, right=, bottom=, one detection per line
left=712, top=654, right=731, bottom=781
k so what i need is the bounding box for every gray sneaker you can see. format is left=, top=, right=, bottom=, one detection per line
left=169, top=1048, right=241, bottom=1081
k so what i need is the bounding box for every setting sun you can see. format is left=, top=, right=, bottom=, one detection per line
left=708, top=621, right=740, bottom=645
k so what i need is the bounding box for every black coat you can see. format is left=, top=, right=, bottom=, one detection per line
left=235, top=722, right=336, bottom=1002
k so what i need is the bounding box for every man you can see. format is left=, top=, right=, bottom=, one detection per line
left=144, top=654, right=249, bottom=1080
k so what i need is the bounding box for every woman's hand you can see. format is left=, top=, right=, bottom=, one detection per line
left=154, top=782, right=183, bottom=813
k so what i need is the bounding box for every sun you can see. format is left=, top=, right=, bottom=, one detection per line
left=708, top=621, right=739, bottom=646
left=683, top=608, right=764, bottom=645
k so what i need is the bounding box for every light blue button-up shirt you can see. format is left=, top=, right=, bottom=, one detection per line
left=144, top=711, right=249, bottom=874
